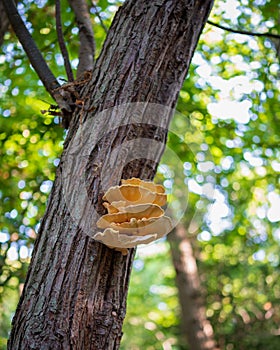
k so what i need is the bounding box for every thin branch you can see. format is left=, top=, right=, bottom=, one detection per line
left=0, top=0, right=10, bottom=47
left=0, top=274, right=13, bottom=288
left=1, top=0, right=74, bottom=116
left=207, top=20, right=280, bottom=40
left=8, top=21, right=75, bottom=60
left=91, top=2, right=108, bottom=34
left=40, top=19, right=74, bottom=52
left=55, top=0, right=74, bottom=82
left=1, top=0, right=97, bottom=129
left=68, top=0, right=95, bottom=79
left=1, top=0, right=61, bottom=97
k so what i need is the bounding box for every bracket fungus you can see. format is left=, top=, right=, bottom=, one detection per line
left=93, top=178, right=172, bottom=255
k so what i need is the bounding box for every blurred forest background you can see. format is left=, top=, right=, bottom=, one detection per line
left=0, top=0, right=279, bottom=349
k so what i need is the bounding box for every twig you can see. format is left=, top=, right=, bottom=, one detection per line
left=8, top=21, right=75, bottom=61
left=40, top=19, right=74, bottom=52
left=91, top=2, right=108, bottom=34
left=55, top=0, right=74, bottom=82
left=207, top=20, right=280, bottom=40
left=68, top=0, right=95, bottom=79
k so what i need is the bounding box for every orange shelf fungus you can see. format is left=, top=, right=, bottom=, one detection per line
left=93, top=178, right=172, bottom=255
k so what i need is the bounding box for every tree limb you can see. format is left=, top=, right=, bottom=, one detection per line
left=0, top=273, right=13, bottom=287
left=1, top=0, right=60, bottom=96
left=207, top=20, right=280, bottom=40
left=1, top=0, right=74, bottom=113
left=55, top=0, right=74, bottom=82
left=6, top=21, right=74, bottom=61
left=0, top=0, right=10, bottom=47
left=68, top=0, right=95, bottom=79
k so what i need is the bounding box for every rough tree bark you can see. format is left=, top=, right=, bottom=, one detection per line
left=8, top=1, right=214, bottom=349
left=168, top=224, right=219, bottom=350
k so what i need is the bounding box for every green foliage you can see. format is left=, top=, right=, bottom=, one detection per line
left=121, top=243, right=187, bottom=350
left=0, top=277, right=19, bottom=350
left=169, top=1, right=280, bottom=347
left=0, top=0, right=280, bottom=348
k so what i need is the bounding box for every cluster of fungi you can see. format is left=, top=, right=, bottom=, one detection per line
left=94, top=178, right=172, bottom=255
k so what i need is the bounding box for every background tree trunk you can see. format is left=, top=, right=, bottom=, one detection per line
left=8, top=1, right=214, bottom=349
left=168, top=224, right=219, bottom=350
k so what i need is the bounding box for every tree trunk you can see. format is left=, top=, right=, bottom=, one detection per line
left=8, top=1, right=214, bottom=349
left=168, top=224, right=219, bottom=350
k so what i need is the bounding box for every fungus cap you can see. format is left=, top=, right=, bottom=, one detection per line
left=94, top=178, right=171, bottom=255
left=94, top=228, right=158, bottom=249
left=103, top=184, right=167, bottom=207
left=97, top=204, right=164, bottom=227
left=96, top=215, right=172, bottom=236
left=121, top=177, right=165, bottom=194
